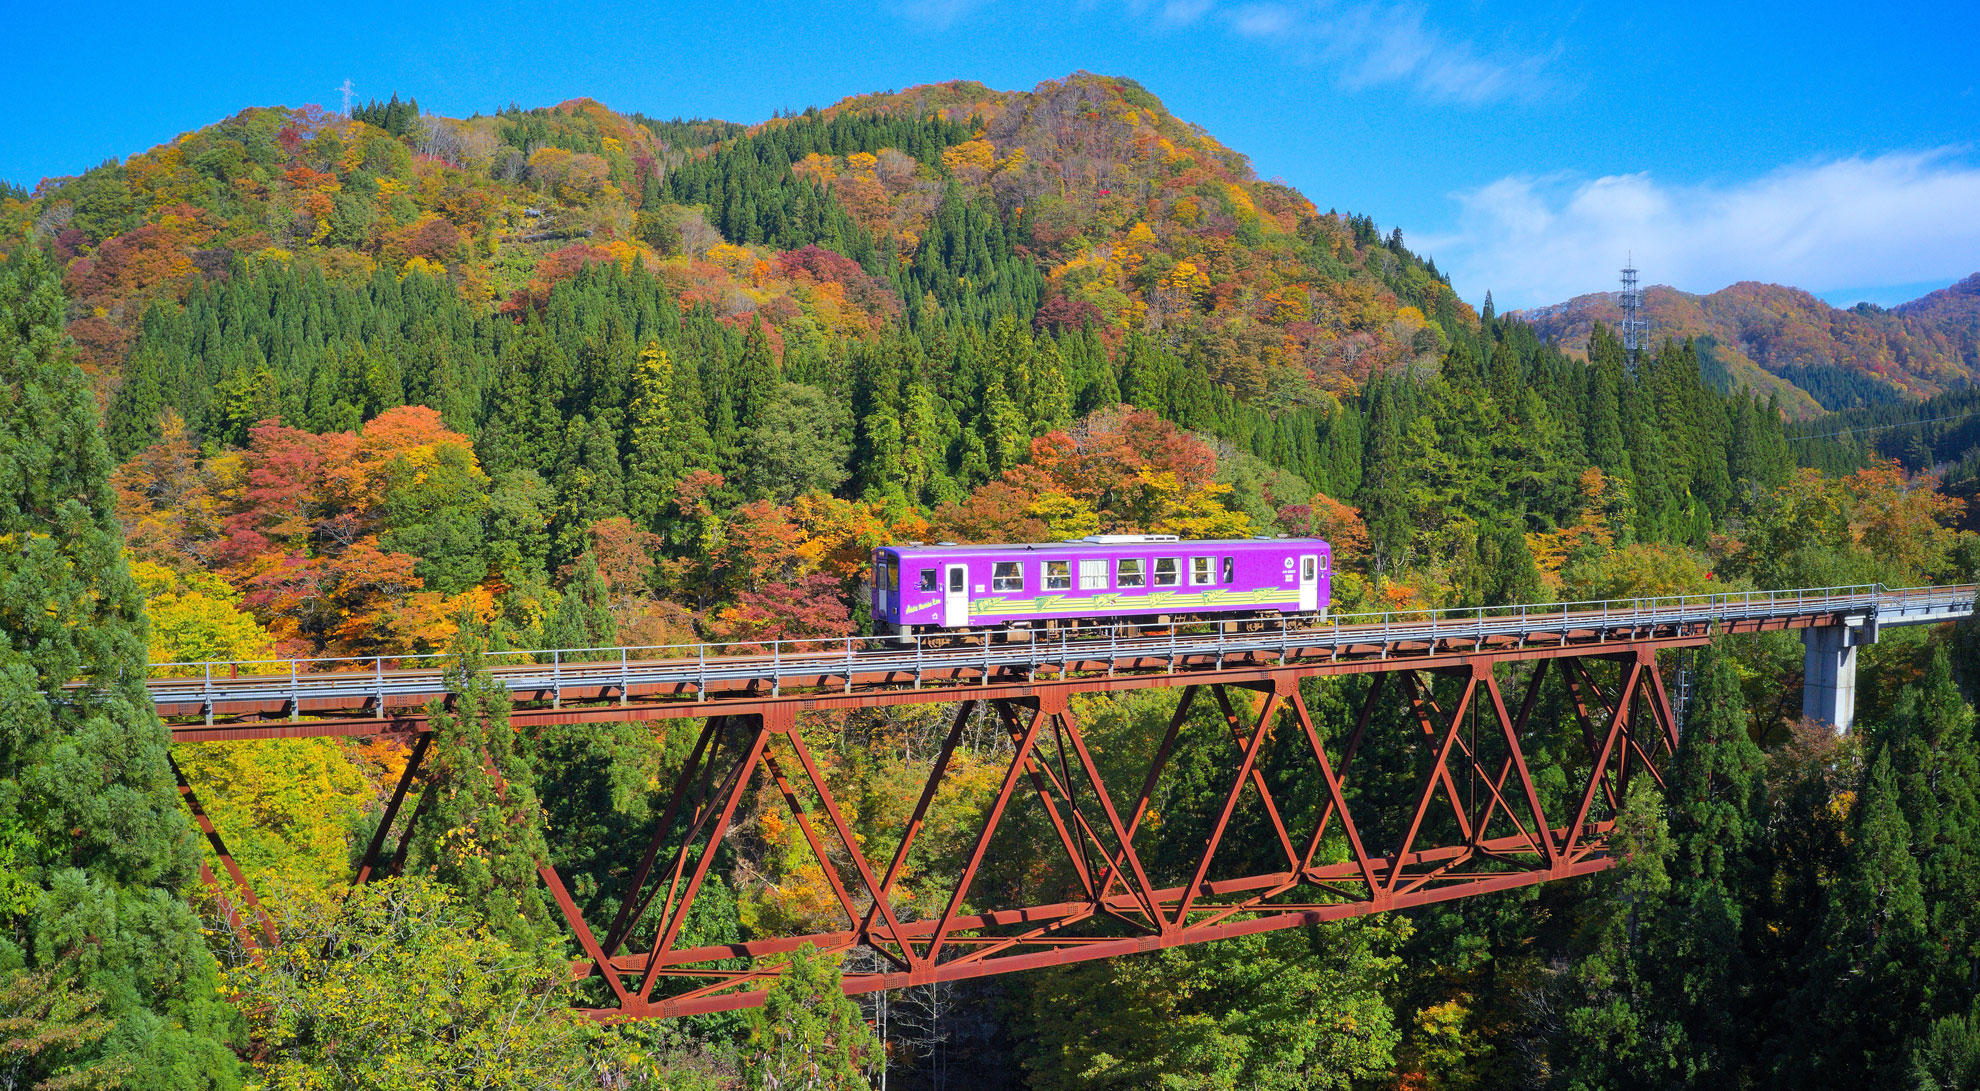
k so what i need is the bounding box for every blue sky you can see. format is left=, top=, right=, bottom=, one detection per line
left=6, top=0, right=1977, bottom=309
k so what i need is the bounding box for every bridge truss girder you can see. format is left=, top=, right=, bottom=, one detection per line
left=179, top=643, right=1679, bottom=1019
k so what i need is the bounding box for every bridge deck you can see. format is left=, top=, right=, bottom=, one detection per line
left=143, top=584, right=1972, bottom=741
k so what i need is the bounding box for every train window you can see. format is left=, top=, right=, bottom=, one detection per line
left=919, top=568, right=938, bottom=592
left=1118, top=558, right=1145, bottom=588
left=949, top=567, right=965, bottom=592
left=1301, top=557, right=1316, bottom=580
left=992, top=562, right=1024, bottom=592
left=1221, top=557, right=1234, bottom=584
left=1044, top=560, right=1072, bottom=590
left=876, top=556, right=892, bottom=588
left=1190, top=557, right=1214, bottom=586
left=1079, top=559, right=1108, bottom=589
left=1153, top=558, right=1180, bottom=586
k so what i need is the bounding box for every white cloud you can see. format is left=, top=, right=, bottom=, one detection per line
left=1157, top=0, right=1216, bottom=25
left=1422, top=150, right=1980, bottom=309
left=1190, top=1, right=1559, bottom=105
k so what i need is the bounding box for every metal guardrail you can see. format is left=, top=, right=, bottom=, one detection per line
left=135, top=583, right=1976, bottom=717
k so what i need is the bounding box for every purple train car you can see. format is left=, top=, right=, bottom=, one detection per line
left=868, top=535, right=1332, bottom=640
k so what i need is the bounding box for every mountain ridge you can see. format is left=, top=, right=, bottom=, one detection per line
left=1513, top=273, right=1980, bottom=417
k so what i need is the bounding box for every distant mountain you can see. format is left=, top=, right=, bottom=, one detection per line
left=1514, top=274, right=1980, bottom=418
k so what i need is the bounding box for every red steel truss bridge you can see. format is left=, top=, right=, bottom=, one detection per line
left=150, top=584, right=1973, bottom=1018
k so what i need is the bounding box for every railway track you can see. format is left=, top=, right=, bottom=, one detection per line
left=134, top=583, right=1974, bottom=737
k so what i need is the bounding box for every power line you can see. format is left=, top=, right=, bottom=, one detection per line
left=1788, top=409, right=1980, bottom=442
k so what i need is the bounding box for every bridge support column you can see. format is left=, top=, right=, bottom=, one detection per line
left=1801, top=624, right=1862, bottom=733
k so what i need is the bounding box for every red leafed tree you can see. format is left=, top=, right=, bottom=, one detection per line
left=709, top=500, right=806, bottom=596
left=774, top=245, right=866, bottom=284
left=579, top=516, right=663, bottom=597
left=387, top=216, right=466, bottom=266
left=996, top=408, right=1222, bottom=530
left=1034, top=293, right=1103, bottom=334
left=931, top=481, right=1051, bottom=544
left=707, top=572, right=852, bottom=649
left=216, top=421, right=352, bottom=564
left=1276, top=493, right=1369, bottom=564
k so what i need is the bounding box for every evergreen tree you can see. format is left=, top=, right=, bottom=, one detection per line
left=624, top=342, right=684, bottom=528
left=1358, top=376, right=1411, bottom=578
left=1912, top=1001, right=1980, bottom=1091
left=539, top=551, right=617, bottom=652
left=549, top=415, right=625, bottom=568
left=1584, top=326, right=1629, bottom=479
left=1652, top=642, right=1765, bottom=1087
left=0, top=248, right=241, bottom=1087
left=1548, top=781, right=1674, bottom=1091
left=1776, top=750, right=1931, bottom=1086
left=1029, top=338, right=1074, bottom=435
left=742, top=944, right=878, bottom=1091
left=741, top=383, right=852, bottom=504
left=1468, top=523, right=1544, bottom=608
left=1883, top=648, right=1980, bottom=1021
left=408, top=626, right=553, bottom=945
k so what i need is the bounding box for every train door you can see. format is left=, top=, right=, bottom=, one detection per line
left=1298, top=554, right=1320, bottom=612
left=944, top=564, right=970, bottom=627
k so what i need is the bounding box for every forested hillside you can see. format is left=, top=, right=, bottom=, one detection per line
left=1517, top=274, right=1980, bottom=415
left=4, top=73, right=1980, bottom=1090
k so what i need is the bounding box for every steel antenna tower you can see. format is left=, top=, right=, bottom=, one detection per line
left=337, top=79, right=356, bottom=118
left=1618, top=254, right=1647, bottom=369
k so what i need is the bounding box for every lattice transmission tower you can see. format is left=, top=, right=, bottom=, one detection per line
left=1618, top=254, right=1648, bottom=368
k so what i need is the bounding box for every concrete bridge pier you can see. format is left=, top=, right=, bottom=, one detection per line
left=1802, top=617, right=1874, bottom=733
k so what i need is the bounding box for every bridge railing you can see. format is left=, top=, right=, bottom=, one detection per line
left=139, top=583, right=1974, bottom=699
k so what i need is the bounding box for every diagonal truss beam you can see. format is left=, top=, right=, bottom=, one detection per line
left=170, top=754, right=277, bottom=949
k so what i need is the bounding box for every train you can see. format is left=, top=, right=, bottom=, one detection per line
left=868, top=535, right=1332, bottom=641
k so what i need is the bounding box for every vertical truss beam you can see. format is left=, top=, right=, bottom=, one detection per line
left=774, top=718, right=920, bottom=969
left=1096, top=685, right=1197, bottom=904
left=926, top=700, right=1051, bottom=962
left=639, top=715, right=773, bottom=1000
left=864, top=701, right=974, bottom=935
left=1386, top=673, right=1477, bottom=894
left=1478, top=662, right=1560, bottom=867
left=1212, top=685, right=1302, bottom=874
left=1052, top=697, right=1168, bottom=931
left=1173, top=682, right=1284, bottom=926
left=1287, top=686, right=1380, bottom=893
left=1564, top=658, right=1644, bottom=857
left=602, top=716, right=725, bottom=955
left=990, top=701, right=1102, bottom=906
